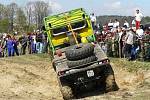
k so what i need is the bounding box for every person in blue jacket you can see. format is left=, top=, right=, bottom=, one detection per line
left=12, top=36, right=19, bottom=56
left=6, top=35, right=13, bottom=57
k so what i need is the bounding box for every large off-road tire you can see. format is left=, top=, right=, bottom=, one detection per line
left=60, top=85, right=74, bottom=100
left=52, top=61, right=56, bottom=71
left=65, top=43, right=94, bottom=60
left=105, top=75, right=118, bottom=92
left=67, top=55, right=97, bottom=68
left=104, top=65, right=119, bottom=92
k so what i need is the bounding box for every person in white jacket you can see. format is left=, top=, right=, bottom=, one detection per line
left=124, top=19, right=129, bottom=28
left=113, top=19, right=119, bottom=28
left=90, top=13, right=96, bottom=30
left=124, top=28, right=134, bottom=60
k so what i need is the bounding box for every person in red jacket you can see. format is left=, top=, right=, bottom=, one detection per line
left=135, top=9, right=143, bottom=30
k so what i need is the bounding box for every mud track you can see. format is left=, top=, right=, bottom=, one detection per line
left=0, top=55, right=149, bottom=100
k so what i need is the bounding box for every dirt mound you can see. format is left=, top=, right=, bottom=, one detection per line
left=0, top=54, right=63, bottom=100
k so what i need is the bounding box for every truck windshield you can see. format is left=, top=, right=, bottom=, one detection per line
left=53, top=26, right=68, bottom=36
left=52, top=20, right=87, bottom=36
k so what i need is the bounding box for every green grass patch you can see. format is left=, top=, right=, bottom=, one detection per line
left=33, top=53, right=51, bottom=59
left=1, top=54, right=51, bottom=65
left=110, top=58, right=150, bottom=72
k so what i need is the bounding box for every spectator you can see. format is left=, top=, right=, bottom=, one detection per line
left=36, top=32, right=44, bottom=53
left=31, top=33, right=37, bottom=53
left=131, top=29, right=138, bottom=60
left=19, top=34, right=28, bottom=55
left=144, top=29, right=150, bottom=59
left=43, top=32, right=48, bottom=53
left=101, top=42, right=107, bottom=54
left=118, top=27, right=123, bottom=57
left=0, top=43, right=2, bottom=57
left=124, top=19, right=129, bottom=28
left=105, top=32, right=113, bottom=57
left=1, top=34, right=7, bottom=57
left=113, top=19, right=119, bottom=28
left=135, top=9, right=143, bottom=30
left=97, top=24, right=103, bottom=32
left=124, top=28, right=134, bottom=60
left=132, top=19, right=136, bottom=27
left=6, top=35, right=13, bottom=57
left=108, top=19, right=113, bottom=30
left=118, top=27, right=123, bottom=41
left=111, top=19, right=119, bottom=33
left=136, top=25, right=144, bottom=39
left=90, top=13, right=96, bottom=30
left=27, top=33, right=32, bottom=54
left=12, top=36, right=19, bottom=56
left=113, top=29, right=120, bottom=57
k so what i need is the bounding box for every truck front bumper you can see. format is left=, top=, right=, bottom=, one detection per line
left=59, top=63, right=111, bottom=86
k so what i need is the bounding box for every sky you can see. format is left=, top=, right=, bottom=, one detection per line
left=0, top=0, right=149, bottom=16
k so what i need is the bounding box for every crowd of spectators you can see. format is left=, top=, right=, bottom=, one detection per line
left=0, top=30, right=48, bottom=58
left=94, top=14, right=150, bottom=61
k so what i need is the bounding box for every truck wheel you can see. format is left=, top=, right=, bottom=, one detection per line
left=67, top=55, right=97, bottom=68
left=105, top=75, right=118, bottom=92
left=104, top=65, right=119, bottom=92
left=61, top=85, right=74, bottom=100
left=65, top=43, right=94, bottom=60
left=52, top=61, right=56, bottom=71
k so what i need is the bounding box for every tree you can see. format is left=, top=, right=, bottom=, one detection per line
left=0, top=19, right=9, bottom=33
left=15, top=7, right=27, bottom=32
left=0, top=3, right=10, bottom=33
left=7, top=3, right=18, bottom=32
left=0, top=3, right=5, bottom=20
left=26, top=2, right=34, bottom=32
left=33, top=1, right=49, bottom=29
left=142, top=16, right=150, bottom=24
left=25, top=1, right=51, bottom=31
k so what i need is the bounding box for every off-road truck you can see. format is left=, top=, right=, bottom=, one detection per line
left=43, top=8, right=118, bottom=100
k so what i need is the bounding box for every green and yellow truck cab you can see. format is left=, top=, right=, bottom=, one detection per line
left=43, top=8, right=96, bottom=55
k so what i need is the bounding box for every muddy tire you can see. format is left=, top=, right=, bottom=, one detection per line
left=67, top=55, right=97, bottom=68
left=104, top=65, right=119, bottom=92
left=60, top=85, right=74, bottom=100
left=105, top=75, right=118, bottom=92
left=65, top=43, right=94, bottom=60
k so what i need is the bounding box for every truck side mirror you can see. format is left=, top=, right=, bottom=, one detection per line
left=82, top=14, right=85, bottom=19
left=42, top=26, right=46, bottom=31
left=49, top=23, right=52, bottom=27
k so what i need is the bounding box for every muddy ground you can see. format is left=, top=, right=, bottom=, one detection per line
left=0, top=54, right=149, bottom=100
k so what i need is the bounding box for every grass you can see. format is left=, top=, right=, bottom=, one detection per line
left=0, top=54, right=51, bottom=65
left=4, top=54, right=149, bottom=72
left=33, top=53, right=51, bottom=59
left=110, top=58, right=150, bottom=72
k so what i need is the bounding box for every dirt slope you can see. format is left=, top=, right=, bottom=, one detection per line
left=0, top=55, right=149, bottom=100
left=0, top=54, right=63, bottom=100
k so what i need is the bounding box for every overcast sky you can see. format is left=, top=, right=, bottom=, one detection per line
left=0, top=0, right=149, bottom=16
